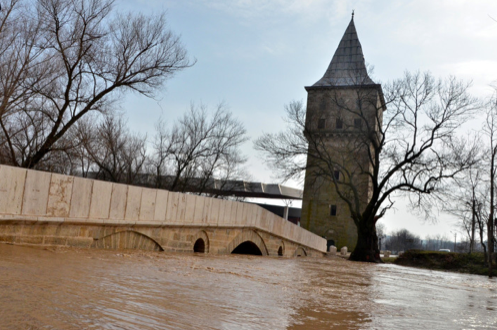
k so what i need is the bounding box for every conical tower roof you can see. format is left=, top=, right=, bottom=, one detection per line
left=313, top=15, right=375, bottom=87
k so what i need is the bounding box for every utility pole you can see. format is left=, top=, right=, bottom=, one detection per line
left=454, top=232, right=457, bottom=253
left=451, top=231, right=457, bottom=253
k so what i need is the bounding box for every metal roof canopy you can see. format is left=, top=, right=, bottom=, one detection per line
left=83, top=172, right=303, bottom=200
left=202, top=180, right=303, bottom=200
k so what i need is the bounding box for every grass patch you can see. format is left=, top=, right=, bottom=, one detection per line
left=394, top=250, right=491, bottom=276
left=381, top=257, right=397, bottom=264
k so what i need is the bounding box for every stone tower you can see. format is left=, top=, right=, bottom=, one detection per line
left=300, top=15, right=385, bottom=250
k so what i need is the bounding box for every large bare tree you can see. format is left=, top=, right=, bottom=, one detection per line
left=255, top=71, right=480, bottom=262
left=453, top=166, right=484, bottom=254
left=0, top=0, right=48, bottom=120
left=149, top=103, right=248, bottom=195
left=0, top=0, right=193, bottom=168
left=444, top=160, right=488, bottom=255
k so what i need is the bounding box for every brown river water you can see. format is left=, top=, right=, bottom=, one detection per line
left=0, top=244, right=496, bottom=330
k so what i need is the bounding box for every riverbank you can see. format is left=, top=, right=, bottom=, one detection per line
left=391, top=250, right=492, bottom=276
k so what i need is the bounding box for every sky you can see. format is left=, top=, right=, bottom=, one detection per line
left=117, top=0, right=497, bottom=239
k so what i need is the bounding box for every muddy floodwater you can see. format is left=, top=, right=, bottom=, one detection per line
left=0, top=244, right=496, bottom=330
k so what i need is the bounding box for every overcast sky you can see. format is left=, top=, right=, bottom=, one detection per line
left=118, top=0, right=497, bottom=239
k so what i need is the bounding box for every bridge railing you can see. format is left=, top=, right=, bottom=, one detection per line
left=0, top=165, right=326, bottom=252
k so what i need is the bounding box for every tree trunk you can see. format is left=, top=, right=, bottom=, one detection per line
left=349, top=223, right=382, bottom=263
left=470, top=197, right=476, bottom=254
left=489, top=148, right=495, bottom=277
left=478, top=215, right=488, bottom=265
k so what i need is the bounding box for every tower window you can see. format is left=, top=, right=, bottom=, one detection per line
left=354, top=118, right=362, bottom=129
left=330, top=205, right=337, bottom=216
left=336, top=118, right=343, bottom=129
left=318, top=118, right=325, bottom=129
left=333, top=170, right=340, bottom=180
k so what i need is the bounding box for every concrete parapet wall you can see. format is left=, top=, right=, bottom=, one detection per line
left=0, top=165, right=326, bottom=254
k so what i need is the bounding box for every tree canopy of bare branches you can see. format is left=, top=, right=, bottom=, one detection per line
left=74, top=113, right=147, bottom=184
left=255, top=71, right=480, bottom=262
left=150, top=103, right=248, bottom=195
left=385, top=229, right=422, bottom=254
left=445, top=161, right=487, bottom=255
left=0, top=0, right=193, bottom=169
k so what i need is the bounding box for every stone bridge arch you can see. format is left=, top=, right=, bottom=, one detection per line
left=226, top=229, right=268, bottom=256
left=192, top=230, right=209, bottom=253
left=294, top=246, right=307, bottom=257
left=277, top=240, right=285, bottom=257
left=93, top=230, right=163, bottom=251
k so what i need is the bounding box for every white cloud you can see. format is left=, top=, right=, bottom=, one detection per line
left=440, top=60, right=497, bottom=96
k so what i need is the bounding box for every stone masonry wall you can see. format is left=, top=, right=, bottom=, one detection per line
left=301, top=87, right=382, bottom=250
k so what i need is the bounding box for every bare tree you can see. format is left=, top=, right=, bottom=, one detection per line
left=76, top=113, right=147, bottom=184
left=255, top=71, right=480, bottom=262
left=0, top=0, right=49, bottom=121
left=423, top=234, right=454, bottom=251
left=376, top=222, right=386, bottom=238
left=482, top=90, right=497, bottom=275
left=150, top=103, right=248, bottom=195
left=443, top=140, right=485, bottom=254
left=148, top=118, right=170, bottom=188
left=0, top=0, right=193, bottom=168
left=385, top=229, right=422, bottom=254
left=376, top=222, right=386, bottom=250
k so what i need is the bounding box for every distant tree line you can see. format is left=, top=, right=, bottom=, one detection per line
left=381, top=228, right=493, bottom=255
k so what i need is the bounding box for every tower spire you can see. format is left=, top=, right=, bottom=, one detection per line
left=312, top=15, right=375, bottom=87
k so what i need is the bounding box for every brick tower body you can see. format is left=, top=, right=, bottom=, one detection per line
left=301, top=16, right=385, bottom=250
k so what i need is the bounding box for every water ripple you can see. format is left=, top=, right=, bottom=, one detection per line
left=0, top=244, right=496, bottom=329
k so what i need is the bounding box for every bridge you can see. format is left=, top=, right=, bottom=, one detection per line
left=0, top=165, right=326, bottom=257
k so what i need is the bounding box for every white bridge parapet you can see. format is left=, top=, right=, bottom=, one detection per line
left=0, top=165, right=326, bottom=254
